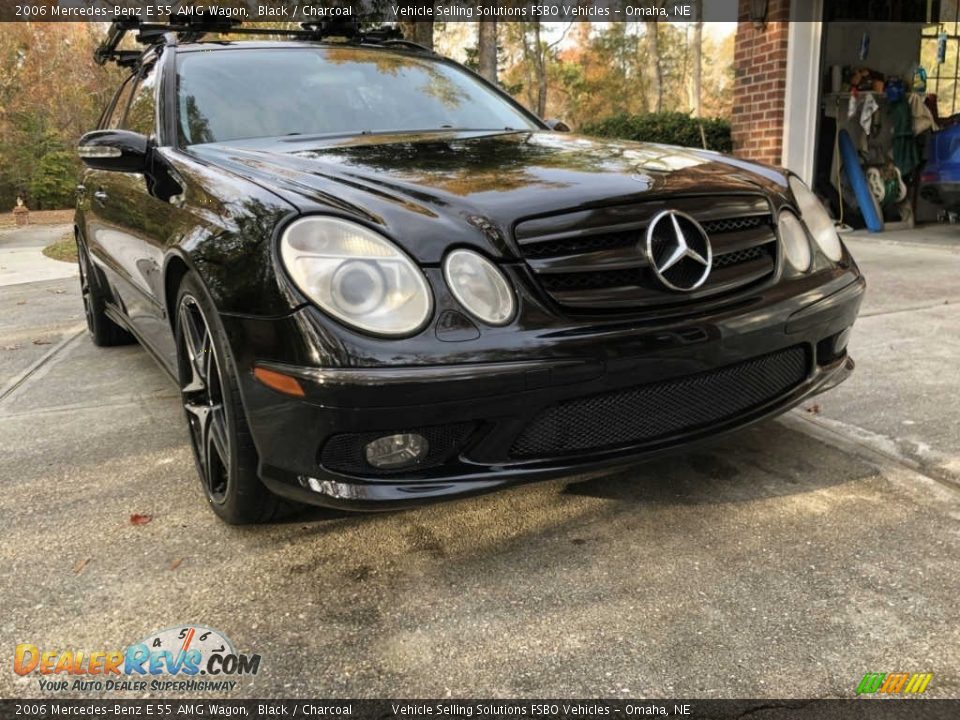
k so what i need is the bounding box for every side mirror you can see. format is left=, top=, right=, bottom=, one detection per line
left=546, top=119, right=571, bottom=132
left=77, top=129, right=149, bottom=172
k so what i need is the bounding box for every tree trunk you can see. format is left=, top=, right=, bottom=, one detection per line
left=400, top=4, right=435, bottom=52
left=644, top=21, right=662, bottom=113
left=691, top=1, right=703, bottom=116
left=413, top=21, right=434, bottom=50
left=533, top=22, right=547, bottom=117
left=477, top=21, right=498, bottom=83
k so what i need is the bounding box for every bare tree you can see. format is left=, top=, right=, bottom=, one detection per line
left=644, top=20, right=662, bottom=113
left=477, top=21, right=498, bottom=83
left=520, top=22, right=571, bottom=117
left=399, top=2, right=435, bottom=51
left=533, top=22, right=547, bottom=116
left=412, top=21, right=435, bottom=50
left=690, top=0, right=703, bottom=116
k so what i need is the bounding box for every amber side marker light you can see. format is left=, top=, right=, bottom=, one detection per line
left=253, top=366, right=305, bottom=398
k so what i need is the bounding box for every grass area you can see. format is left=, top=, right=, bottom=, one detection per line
left=42, top=231, right=78, bottom=264
left=0, top=208, right=74, bottom=229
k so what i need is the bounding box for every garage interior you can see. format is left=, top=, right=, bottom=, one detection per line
left=736, top=0, right=959, bottom=237
left=809, top=1, right=960, bottom=232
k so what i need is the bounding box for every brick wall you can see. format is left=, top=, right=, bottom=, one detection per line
left=731, top=0, right=792, bottom=166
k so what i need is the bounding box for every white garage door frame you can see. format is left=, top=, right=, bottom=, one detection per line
left=781, top=0, right=825, bottom=184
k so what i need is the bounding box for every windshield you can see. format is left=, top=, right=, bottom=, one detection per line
left=176, top=47, right=540, bottom=145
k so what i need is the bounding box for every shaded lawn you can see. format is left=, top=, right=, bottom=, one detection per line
left=42, top=231, right=77, bottom=264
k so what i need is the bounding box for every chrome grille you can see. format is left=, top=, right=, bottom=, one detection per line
left=515, top=196, right=778, bottom=311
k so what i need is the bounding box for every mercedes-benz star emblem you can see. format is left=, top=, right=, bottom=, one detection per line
left=644, top=210, right=713, bottom=291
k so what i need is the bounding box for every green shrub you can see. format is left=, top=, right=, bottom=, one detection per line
left=29, top=151, right=78, bottom=210
left=579, top=112, right=733, bottom=153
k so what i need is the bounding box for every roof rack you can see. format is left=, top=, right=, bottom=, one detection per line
left=93, top=18, right=419, bottom=68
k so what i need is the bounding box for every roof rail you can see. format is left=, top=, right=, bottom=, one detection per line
left=93, top=19, right=417, bottom=67
left=381, top=39, right=436, bottom=54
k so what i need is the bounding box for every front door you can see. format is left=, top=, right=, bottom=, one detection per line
left=82, top=60, right=179, bottom=365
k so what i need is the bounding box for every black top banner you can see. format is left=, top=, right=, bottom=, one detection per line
left=3, top=699, right=960, bottom=720
left=0, top=0, right=860, bottom=24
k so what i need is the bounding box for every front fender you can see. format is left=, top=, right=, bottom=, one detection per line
left=158, top=148, right=300, bottom=318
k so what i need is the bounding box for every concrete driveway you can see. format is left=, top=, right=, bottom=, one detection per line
left=1, top=229, right=958, bottom=699
left=0, top=225, right=77, bottom=288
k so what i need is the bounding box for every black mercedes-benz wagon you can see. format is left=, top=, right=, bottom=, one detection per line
left=75, top=20, right=864, bottom=523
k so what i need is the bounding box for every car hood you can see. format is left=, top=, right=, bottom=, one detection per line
left=189, top=131, right=789, bottom=263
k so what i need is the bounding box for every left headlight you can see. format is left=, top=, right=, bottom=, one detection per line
left=778, top=210, right=812, bottom=273
left=789, top=176, right=843, bottom=262
left=280, top=217, right=432, bottom=337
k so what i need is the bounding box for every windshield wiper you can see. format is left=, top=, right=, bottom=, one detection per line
left=275, top=127, right=529, bottom=144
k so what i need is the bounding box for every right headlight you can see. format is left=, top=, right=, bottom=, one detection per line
left=443, top=249, right=515, bottom=326
left=778, top=210, right=812, bottom=273
left=280, top=217, right=432, bottom=336
left=788, top=176, right=843, bottom=261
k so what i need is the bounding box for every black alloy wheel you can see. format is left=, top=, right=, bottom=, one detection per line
left=178, top=293, right=232, bottom=505
left=76, top=236, right=133, bottom=346
left=174, top=274, right=298, bottom=524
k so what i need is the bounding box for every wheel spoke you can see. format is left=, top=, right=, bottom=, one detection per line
left=199, top=330, right=214, bottom=393
left=78, top=253, right=95, bottom=328
left=178, top=302, right=206, bottom=393
left=185, top=401, right=217, bottom=491
left=178, top=294, right=231, bottom=504
left=208, top=407, right=229, bottom=469
left=180, top=303, right=204, bottom=360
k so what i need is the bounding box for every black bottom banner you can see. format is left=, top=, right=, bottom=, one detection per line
left=2, top=699, right=958, bottom=720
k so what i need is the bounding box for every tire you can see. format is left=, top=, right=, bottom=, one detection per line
left=76, top=236, right=135, bottom=347
left=174, top=272, right=300, bottom=524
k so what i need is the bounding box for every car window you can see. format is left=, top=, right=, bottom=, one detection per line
left=125, top=63, right=158, bottom=138
left=176, top=47, right=539, bottom=145
left=104, top=75, right=137, bottom=130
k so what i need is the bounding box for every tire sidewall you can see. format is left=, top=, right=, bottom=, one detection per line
left=77, top=236, right=129, bottom=345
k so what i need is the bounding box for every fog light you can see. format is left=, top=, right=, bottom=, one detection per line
left=833, top=327, right=852, bottom=354
left=817, top=327, right=853, bottom=365
left=364, top=433, right=429, bottom=469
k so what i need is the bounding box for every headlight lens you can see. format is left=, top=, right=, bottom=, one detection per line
left=778, top=210, right=812, bottom=272
left=280, top=217, right=432, bottom=336
left=443, top=249, right=515, bottom=326
left=789, top=176, right=843, bottom=261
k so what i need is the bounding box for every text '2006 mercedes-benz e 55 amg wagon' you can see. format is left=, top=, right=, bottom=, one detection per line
left=75, top=19, right=864, bottom=523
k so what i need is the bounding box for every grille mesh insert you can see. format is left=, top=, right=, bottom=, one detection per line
left=510, top=346, right=808, bottom=458
left=712, top=245, right=768, bottom=269
left=540, top=269, right=643, bottom=291
left=701, top=215, right=767, bottom=234
left=522, top=232, right=634, bottom=259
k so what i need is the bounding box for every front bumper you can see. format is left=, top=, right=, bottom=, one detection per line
left=221, top=271, right=865, bottom=510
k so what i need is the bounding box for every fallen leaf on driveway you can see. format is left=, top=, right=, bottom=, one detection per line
left=169, top=558, right=183, bottom=571
left=129, top=513, right=152, bottom=526
left=804, top=404, right=822, bottom=414
left=73, top=558, right=90, bottom=575
left=32, top=339, right=52, bottom=346
left=16, top=301, right=26, bottom=305
left=2, top=344, right=22, bottom=351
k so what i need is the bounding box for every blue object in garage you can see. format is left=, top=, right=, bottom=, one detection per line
left=919, top=124, right=960, bottom=213
left=839, top=129, right=884, bottom=232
